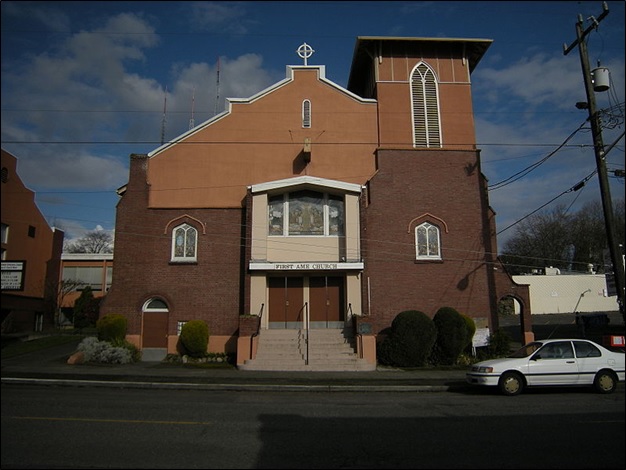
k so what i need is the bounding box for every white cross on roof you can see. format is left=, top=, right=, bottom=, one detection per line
left=296, top=43, right=315, bottom=66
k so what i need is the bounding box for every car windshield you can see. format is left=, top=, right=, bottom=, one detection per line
left=508, top=342, right=543, bottom=358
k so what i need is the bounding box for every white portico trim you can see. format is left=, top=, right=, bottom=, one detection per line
left=250, top=175, right=363, bottom=194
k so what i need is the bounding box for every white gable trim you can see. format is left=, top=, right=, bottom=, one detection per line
left=250, top=175, right=363, bottom=194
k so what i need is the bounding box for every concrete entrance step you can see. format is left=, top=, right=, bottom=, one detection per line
left=239, top=328, right=375, bottom=371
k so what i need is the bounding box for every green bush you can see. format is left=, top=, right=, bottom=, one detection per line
left=460, top=313, right=477, bottom=351
left=430, top=307, right=469, bottom=366
left=96, top=314, right=127, bottom=342
left=179, top=320, right=209, bottom=358
left=109, top=337, right=141, bottom=362
left=486, top=328, right=513, bottom=358
left=77, top=336, right=133, bottom=364
left=73, top=286, right=100, bottom=328
left=377, top=310, right=437, bottom=367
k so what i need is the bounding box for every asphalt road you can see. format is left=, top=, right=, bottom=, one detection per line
left=2, top=383, right=624, bottom=469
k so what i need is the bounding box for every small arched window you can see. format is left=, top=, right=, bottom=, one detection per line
left=415, top=222, right=441, bottom=260
left=171, top=223, right=198, bottom=262
left=143, top=298, right=169, bottom=312
left=302, top=99, right=311, bottom=128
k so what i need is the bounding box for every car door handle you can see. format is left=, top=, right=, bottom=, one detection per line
left=566, top=360, right=575, bottom=363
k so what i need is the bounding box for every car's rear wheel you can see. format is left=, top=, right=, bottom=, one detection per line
left=593, top=370, right=617, bottom=394
left=498, top=371, right=524, bottom=396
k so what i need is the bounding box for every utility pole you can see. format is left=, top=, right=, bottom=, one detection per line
left=564, top=1, right=625, bottom=319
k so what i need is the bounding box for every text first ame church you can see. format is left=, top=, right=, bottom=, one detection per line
left=101, top=37, right=533, bottom=369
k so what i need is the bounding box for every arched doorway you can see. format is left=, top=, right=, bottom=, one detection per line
left=497, top=295, right=525, bottom=348
left=141, top=298, right=169, bottom=361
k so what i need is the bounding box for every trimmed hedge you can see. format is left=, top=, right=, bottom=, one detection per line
left=377, top=310, right=437, bottom=367
left=179, top=320, right=209, bottom=358
left=460, top=313, right=477, bottom=351
left=431, top=307, right=469, bottom=365
left=96, top=314, right=127, bottom=342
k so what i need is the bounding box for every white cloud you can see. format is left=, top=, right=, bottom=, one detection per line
left=189, top=1, right=250, bottom=34
left=473, top=51, right=625, bottom=250
left=1, top=11, right=279, bottom=194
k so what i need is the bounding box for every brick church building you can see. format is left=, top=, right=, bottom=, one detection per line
left=100, top=36, right=533, bottom=369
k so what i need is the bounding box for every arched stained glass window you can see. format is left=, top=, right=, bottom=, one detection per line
left=415, top=222, right=441, bottom=259
left=171, top=223, right=197, bottom=262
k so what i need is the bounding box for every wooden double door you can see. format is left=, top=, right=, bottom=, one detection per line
left=268, top=276, right=345, bottom=328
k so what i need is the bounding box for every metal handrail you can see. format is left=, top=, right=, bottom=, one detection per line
left=305, top=302, right=309, bottom=365
left=250, top=303, right=264, bottom=360
left=347, top=303, right=364, bottom=359
left=295, top=302, right=310, bottom=365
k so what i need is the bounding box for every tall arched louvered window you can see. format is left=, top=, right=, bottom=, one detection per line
left=302, top=99, right=311, bottom=128
left=410, top=63, right=442, bottom=148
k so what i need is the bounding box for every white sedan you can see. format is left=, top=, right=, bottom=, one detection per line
left=466, top=338, right=625, bottom=396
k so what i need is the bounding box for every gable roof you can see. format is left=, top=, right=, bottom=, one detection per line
left=148, top=65, right=376, bottom=159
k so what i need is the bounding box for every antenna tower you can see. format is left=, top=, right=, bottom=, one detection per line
left=189, top=88, right=195, bottom=130
left=160, top=86, right=167, bottom=145
left=214, top=57, right=220, bottom=116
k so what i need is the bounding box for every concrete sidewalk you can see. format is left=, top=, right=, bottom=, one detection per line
left=0, top=338, right=468, bottom=392
left=2, top=312, right=622, bottom=393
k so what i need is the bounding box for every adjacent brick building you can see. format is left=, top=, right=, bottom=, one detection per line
left=101, top=36, right=533, bottom=367
left=1, top=149, right=64, bottom=333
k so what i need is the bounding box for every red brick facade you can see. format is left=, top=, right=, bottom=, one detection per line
left=100, top=37, right=533, bottom=361
left=102, top=154, right=244, bottom=341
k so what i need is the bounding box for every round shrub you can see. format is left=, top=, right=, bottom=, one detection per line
left=487, top=328, right=513, bottom=358
left=96, top=314, right=127, bottom=342
left=77, top=336, right=133, bottom=364
left=460, top=313, right=477, bottom=351
left=179, top=320, right=209, bottom=358
left=109, top=337, right=142, bottom=362
left=431, top=307, right=469, bottom=365
left=377, top=310, right=437, bottom=367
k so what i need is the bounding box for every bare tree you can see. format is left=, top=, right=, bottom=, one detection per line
left=500, top=199, right=624, bottom=275
left=500, top=204, right=571, bottom=274
left=568, top=200, right=622, bottom=273
left=64, top=230, right=114, bottom=253
left=45, top=278, right=86, bottom=327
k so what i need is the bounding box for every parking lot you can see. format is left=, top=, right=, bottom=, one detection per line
left=499, top=311, right=625, bottom=349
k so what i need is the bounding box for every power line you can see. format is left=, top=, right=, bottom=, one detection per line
left=488, top=120, right=588, bottom=190
left=496, top=170, right=597, bottom=235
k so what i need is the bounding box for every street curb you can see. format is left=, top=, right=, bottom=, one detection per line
left=1, top=377, right=455, bottom=392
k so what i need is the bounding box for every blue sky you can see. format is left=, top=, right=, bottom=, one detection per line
left=1, top=1, right=624, bottom=251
